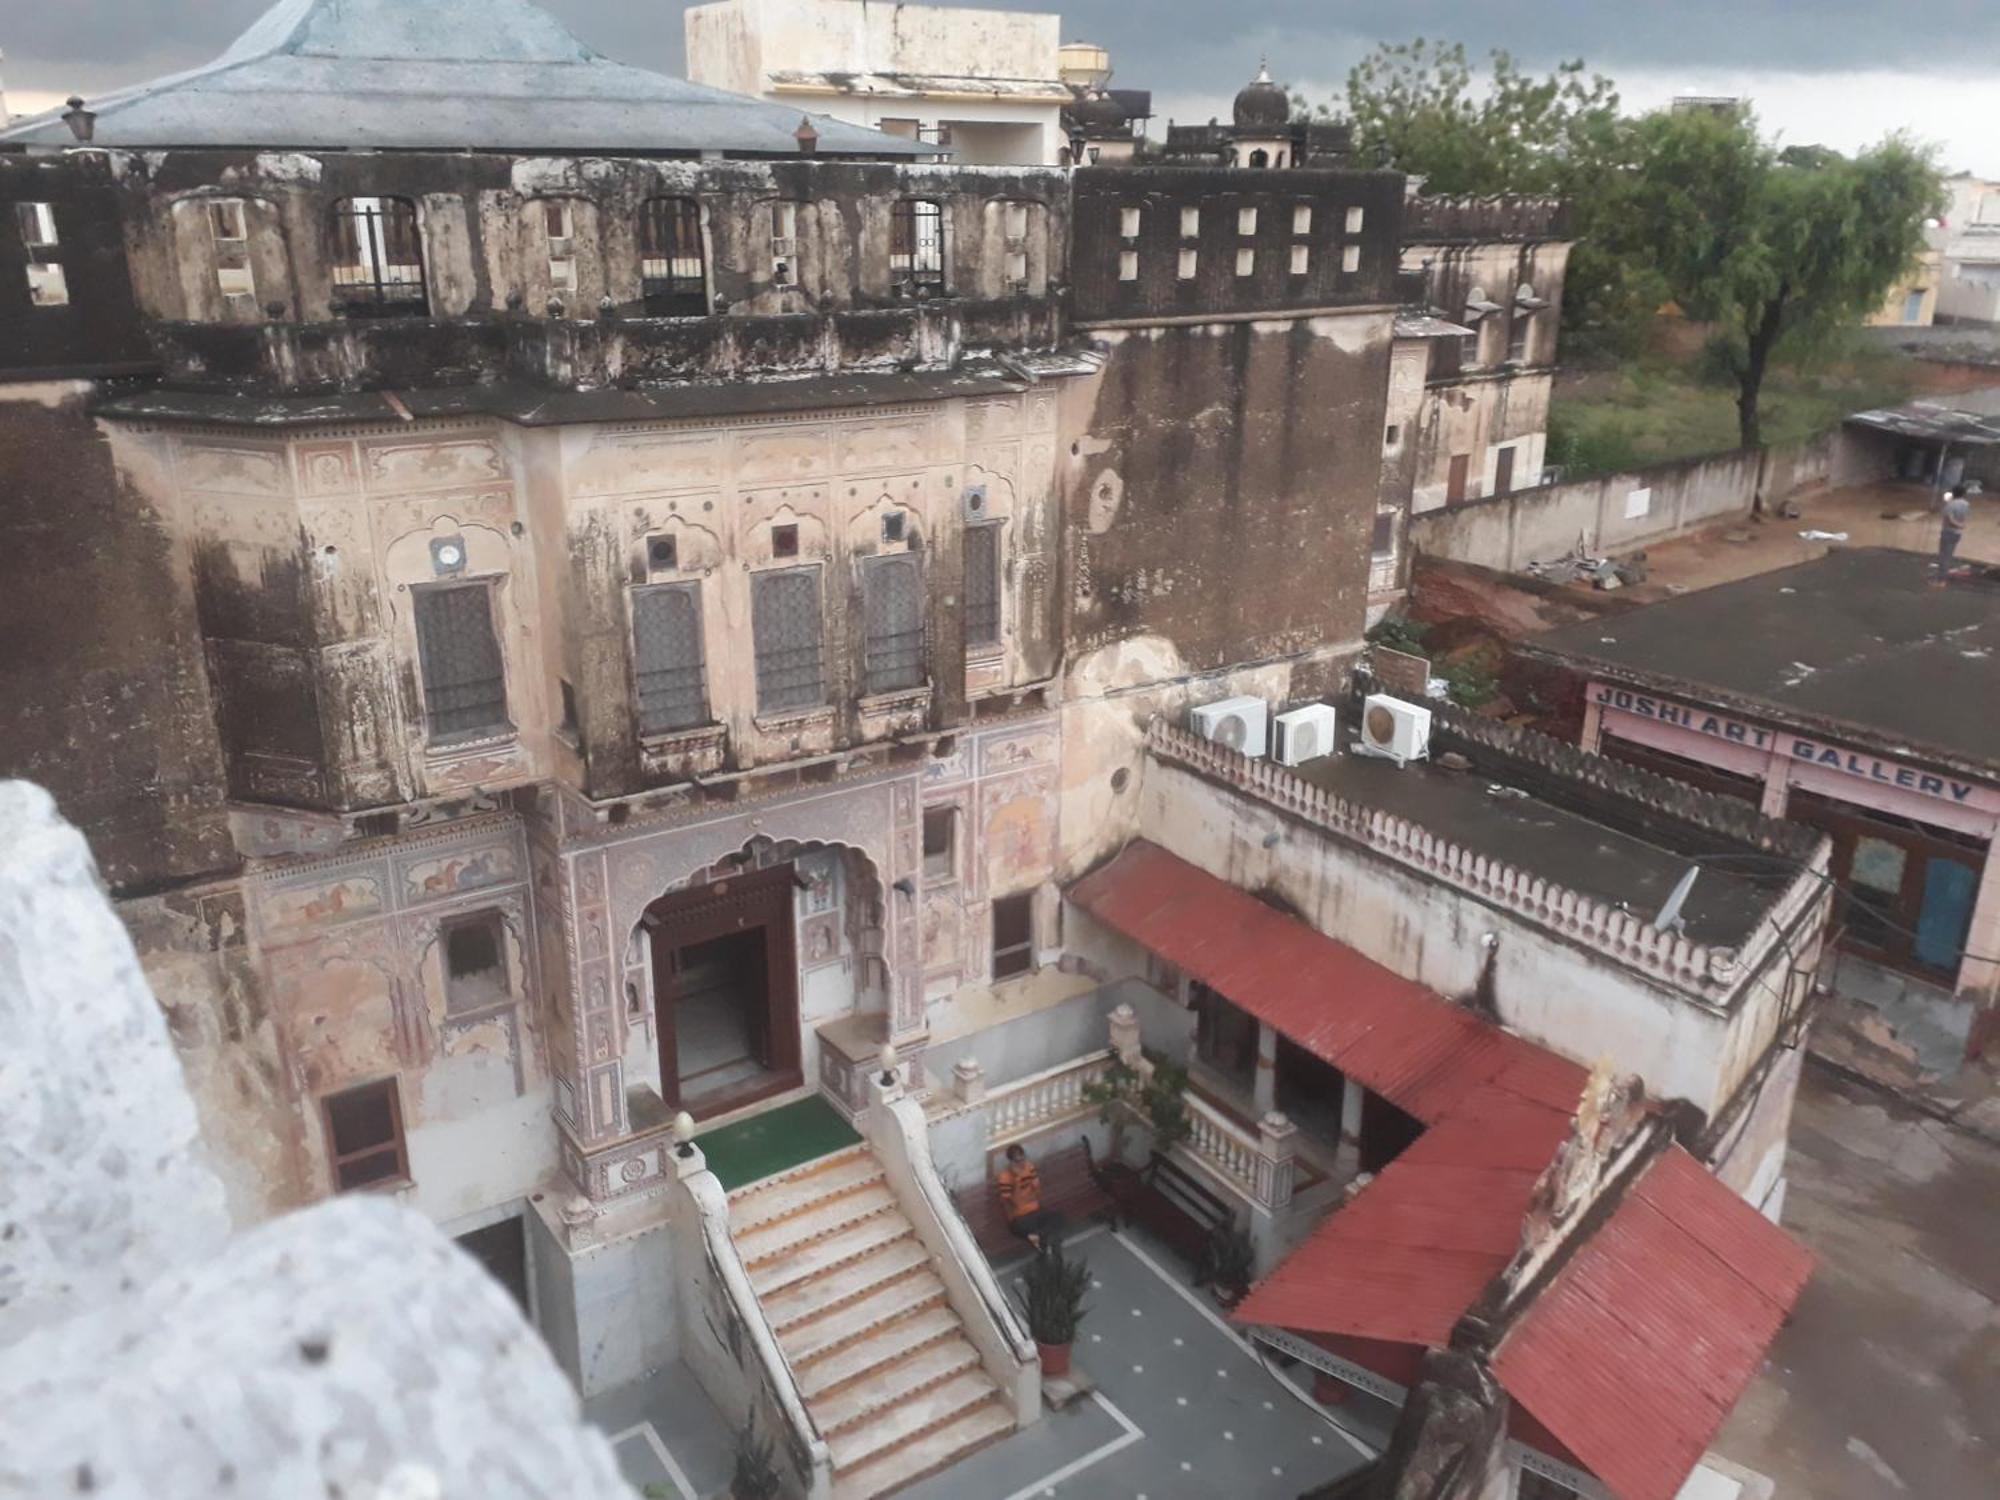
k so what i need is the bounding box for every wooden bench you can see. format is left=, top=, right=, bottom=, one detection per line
left=952, top=1140, right=1117, bottom=1262
left=1100, top=1149, right=1233, bottom=1268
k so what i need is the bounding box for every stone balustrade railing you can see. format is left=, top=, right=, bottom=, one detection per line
left=1182, top=1090, right=1298, bottom=1211
left=984, top=1048, right=1115, bottom=1146
left=1148, top=716, right=1828, bottom=1008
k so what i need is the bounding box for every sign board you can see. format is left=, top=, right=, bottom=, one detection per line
left=1624, top=487, right=1652, bottom=520
left=1373, top=646, right=1432, bottom=701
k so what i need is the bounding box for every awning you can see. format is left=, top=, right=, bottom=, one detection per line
left=1067, top=839, right=1581, bottom=1126
left=1493, top=1148, right=1814, bottom=1500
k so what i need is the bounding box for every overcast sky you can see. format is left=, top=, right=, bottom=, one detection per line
left=3, top=1, right=1994, bottom=175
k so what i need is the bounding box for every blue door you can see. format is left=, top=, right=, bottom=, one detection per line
left=1914, top=858, right=1978, bottom=974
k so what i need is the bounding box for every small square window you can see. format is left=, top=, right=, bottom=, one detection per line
left=1236, top=247, right=1255, bottom=277
left=1292, top=204, right=1313, bottom=235
left=322, top=1078, right=409, bottom=1191
left=772, top=523, right=800, bottom=559
left=882, top=511, right=906, bottom=543
left=923, top=807, right=956, bottom=883
left=1289, top=244, right=1309, bottom=276
left=15, top=201, right=58, bottom=249
left=443, top=910, right=510, bottom=1015
left=1119, top=206, right=1142, bottom=238
left=1118, top=249, right=1139, bottom=281
left=992, top=891, right=1035, bottom=980
left=1342, top=244, right=1361, bottom=274
left=1346, top=206, right=1365, bottom=234
left=549, top=258, right=577, bottom=293
left=1180, top=207, right=1200, bottom=238
left=217, top=265, right=256, bottom=299
left=544, top=201, right=571, bottom=239
left=1386, top=424, right=1401, bottom=448
left=1178, top=247, right=1197, bottom=280
left=1237, top=206, right=1258, bottom=236
left=1005, top=202, right=1030, bottom=240
left=1371, top=511, right=1397, bottom=558
left=647, top=533, right=678, bottom=572
left=26, top=263, right=69, bottom=306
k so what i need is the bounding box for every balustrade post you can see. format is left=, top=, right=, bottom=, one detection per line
left=952, top=1055, right=987, bottom=1106
left=1108, top=1002, right=1144, bottom=1070
left=1256, top=1111, right=1299, bottom=1210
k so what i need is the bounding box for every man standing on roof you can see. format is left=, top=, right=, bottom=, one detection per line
left=1933, top=486, right=1971, bottom=585
left=997, top=1143, right=1062, bottom=1249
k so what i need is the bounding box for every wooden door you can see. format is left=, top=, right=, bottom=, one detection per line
left=1493, top=445, right=1516, bottom=497
left=1446, top=453, right=1470, bottom=504
left=644, top=862, right=802, bottom=1112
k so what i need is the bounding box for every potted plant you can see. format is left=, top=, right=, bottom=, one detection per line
left=1083, top=1052, right=1191, bottom=1166
left=1014, top=1243, right=1091, bottom=1378
left=1196, top=1222, right=1257, bottom=1308
left=729, top=1417, right=781, bottom=1500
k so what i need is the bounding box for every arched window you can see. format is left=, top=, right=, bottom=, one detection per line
left=890, top=198, right=946, bottom=297
left=639, top=196, right=707, bottom=316
left=1248, top=148, right=1270, bottom=169
left=329, top=196, right=428, bottom=317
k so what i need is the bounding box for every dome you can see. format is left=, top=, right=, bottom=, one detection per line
left=1233, top=61, right=1289, bottom=130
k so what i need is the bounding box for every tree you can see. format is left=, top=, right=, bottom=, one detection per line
left=1622, top=112, right=1943, bottom=448
left=1326, top=40, right=1652, bottom=347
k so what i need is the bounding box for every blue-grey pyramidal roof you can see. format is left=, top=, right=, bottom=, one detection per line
left=0, top=0, right=923, bottom=156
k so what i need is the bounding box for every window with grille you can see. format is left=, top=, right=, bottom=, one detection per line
left=443, top=910, right=509, bottom=1015
left=631, top=582, right=709, bottom=735
left=322, top=1078, right=409, bottom=1191
left=752, top=568, right=825, bottom=714
left=863, top=553, right=925, bottom=695
left=1508, top=310, right=1534, bottom=364
left=16, top=201, right=67, bottom=307
left=890, top=199, right=946, bottom=295
left=329, top=196, right=428, bottom=317
left=413, top=582, right=510, bottom=741
left=640, top=196, right=706, bottom=315
left=992, top=892, right=1034, bottom=980
left=964, top=522, right=1002, bottom=648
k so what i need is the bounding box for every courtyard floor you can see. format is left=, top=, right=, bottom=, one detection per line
left=586, top=1224, right=1390, bottom=1500
left=1712, top=1063, right=2000, bottom=1498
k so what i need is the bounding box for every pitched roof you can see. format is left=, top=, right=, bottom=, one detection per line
left=1493, top=1148, right=1815, bottom=1500
left=1070, top=839, right=1813, bottom=1499
left=0, top=0, right=922, bottom=156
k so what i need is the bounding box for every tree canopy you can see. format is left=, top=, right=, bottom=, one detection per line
left=1322, top=40, right=1946, bottom=444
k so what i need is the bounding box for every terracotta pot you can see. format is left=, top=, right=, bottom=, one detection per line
left=1037, top=1339, right=1073, bottom=1378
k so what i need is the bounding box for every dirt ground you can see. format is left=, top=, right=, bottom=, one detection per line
left=1713, top=1065, right=2000, bottom=1499
left=1587, top=479, right=2000, bottom=600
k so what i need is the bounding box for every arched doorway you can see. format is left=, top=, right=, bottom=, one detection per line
left=642, top=860, right=803, bottom=1119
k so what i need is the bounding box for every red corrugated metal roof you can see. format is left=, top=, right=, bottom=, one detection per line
left=1073, top=840, right=1813, bottom=1500
left=1070, top=840, right=1585, bottom=1126
left=1493, top=1148, right=1813, bottom=1500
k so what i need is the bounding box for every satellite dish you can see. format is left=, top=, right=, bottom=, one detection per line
left=1652, top=865, right=1700, bottom=933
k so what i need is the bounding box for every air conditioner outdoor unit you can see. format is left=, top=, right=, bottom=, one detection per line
left=1190, top=696, right=1268, bottom=758
left=1356, top=693, right=1431, bottom=766
left=1273, top=704, right=1338, bottom=767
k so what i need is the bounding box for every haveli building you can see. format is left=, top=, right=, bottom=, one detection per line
left=0, top=4, right=1812, bottom=1498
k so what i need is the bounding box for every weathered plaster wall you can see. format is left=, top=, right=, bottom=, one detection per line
left=1134, top=756, right=1789, bottom=1120
left=0, top=386, right=235, bottom=893
left=0, top=154, right=151, bottom=375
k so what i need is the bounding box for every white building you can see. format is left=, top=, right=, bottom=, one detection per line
left=1937, top=173, right=2000, bottom=325
left=685, top=0, right=1072, bottom=166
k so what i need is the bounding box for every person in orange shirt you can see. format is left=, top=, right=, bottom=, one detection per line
left=997, top=1142, right=1062, bottom=1249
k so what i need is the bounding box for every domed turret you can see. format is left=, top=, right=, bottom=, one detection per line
left=1233, top=61, right=1289, bottom=130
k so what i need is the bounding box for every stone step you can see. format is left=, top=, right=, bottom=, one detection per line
left=782, top=1266, right=949, bottom=1367
left=829, top=1398, right=1014, bottom=1500
left=736, top=1183, right=898, bottom=1269
left=728, top=1144, right=872, bottom=1209
left=747, top=1213, right=915, bottom=1300
left=825, top=1369, right=999, bottom=1474
left=761, top=1238, right=933, bottom=1335
left=730, top=1153, right=886, bottom=1236
left=795, top=1303, right=963, bottom=1402
left=811, top=1335, right=981, bottom=1436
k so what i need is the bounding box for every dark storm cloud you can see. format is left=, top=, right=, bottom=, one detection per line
left=6, top=1, right=1992, bottom=98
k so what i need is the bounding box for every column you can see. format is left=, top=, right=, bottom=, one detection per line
left=1759, top=748, right=1792, bottom=820
left=1958, top=846, right=2000, bottom=1060
left=1253, top=1022, right=1279, bottom=1117
left=1340, top=1076, right=1364, bottom=1143
left=1256, top=1111, right=1299, bottom=1211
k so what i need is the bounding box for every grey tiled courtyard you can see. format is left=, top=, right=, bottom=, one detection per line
left=588, top=1225, right=1395, bottom=1500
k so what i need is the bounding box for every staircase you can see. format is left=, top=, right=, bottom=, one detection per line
left=729, top=1144, right=1016, bottom=1500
